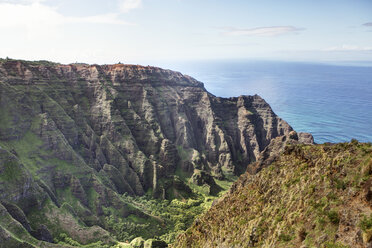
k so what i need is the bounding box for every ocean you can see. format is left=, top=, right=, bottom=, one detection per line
left=157, top=60, right=372, bottom=144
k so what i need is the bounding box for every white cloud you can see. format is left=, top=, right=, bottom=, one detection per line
left=0, top=0, right=44, bottom=2
left=323, top=45, right=372, bottom=52
left=363, top=22, right=372, bottom=27
left=220, top=26, right=304, bottom=37
left=119, top=0, right=142, bottom=13
left=0, top=1, right=131, bottom=30
left=69, top=13, right=132, bottom=25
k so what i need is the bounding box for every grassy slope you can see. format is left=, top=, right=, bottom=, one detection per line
left=175, top=141, right=372, bottom=248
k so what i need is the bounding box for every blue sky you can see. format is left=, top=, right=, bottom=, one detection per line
left=0, top=0, right=371, bottom=64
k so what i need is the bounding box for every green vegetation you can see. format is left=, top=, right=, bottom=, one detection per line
left=323, top=241, right=350, bottom=248
left=55, top=233, right=113, bottom=248
left=105, top=180, right=232, bottom=244
left=55, top=233, right=81, bottom=246
left=0, top=57, right=60, bottom=66
left=0, top=155, right=22, bottom=181
left=326, top=210, right=340, bottom=225
left=360, top=214, right=372, bottom=231
left=278, top=233, right=293, bottom=242
left=175, top=141, right=372, bottom=248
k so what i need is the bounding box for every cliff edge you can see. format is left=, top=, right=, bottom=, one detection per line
left=0, top=59, right=312, bottom=246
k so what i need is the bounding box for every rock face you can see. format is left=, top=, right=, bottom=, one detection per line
left=175, top=141, right=372, bottom=248
left=0, top=59, right=297, bottom=195
left=0, top=59, right=311, bottom=246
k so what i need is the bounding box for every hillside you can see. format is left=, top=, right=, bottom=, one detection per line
left=0, top=58, right=312, bottom=247
left=175, top=140, right=372, bottom=247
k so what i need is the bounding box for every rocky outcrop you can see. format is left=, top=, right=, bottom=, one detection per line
left=299, top=132, right=315, bottom=144
left=1, top=202, right=32, bottom=232
left=30, top=225, right=53, bottom=243
left=0, top=148, right=46, bottom=213
left=144, top=239, right=168, bottom=248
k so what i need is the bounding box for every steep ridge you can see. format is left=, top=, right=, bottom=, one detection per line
left=175, top=140, right=372, bottom=248
left=0, top=59, right=311, bottom=246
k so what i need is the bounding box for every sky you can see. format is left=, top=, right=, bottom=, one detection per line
left=0, top=0, right=371, bottom=65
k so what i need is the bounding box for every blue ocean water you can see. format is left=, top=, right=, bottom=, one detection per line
left=158, top=60, right=372, bottom=144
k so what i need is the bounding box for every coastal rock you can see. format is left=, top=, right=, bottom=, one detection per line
left=299, top=132, right=315, bottom=144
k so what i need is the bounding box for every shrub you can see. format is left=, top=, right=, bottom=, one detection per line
left=334, top=178, right=346, bottom=190
left=278, top=233, right=292, bottom=242
left=275, top=215, right=283, bottom=223
left=55, top=233, right=81, bottom=246
left=327, top=210, right=340, bottom=225
left=317, top=216, right=327, bottom=229
left=359, top=214, right=372, bottom=231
